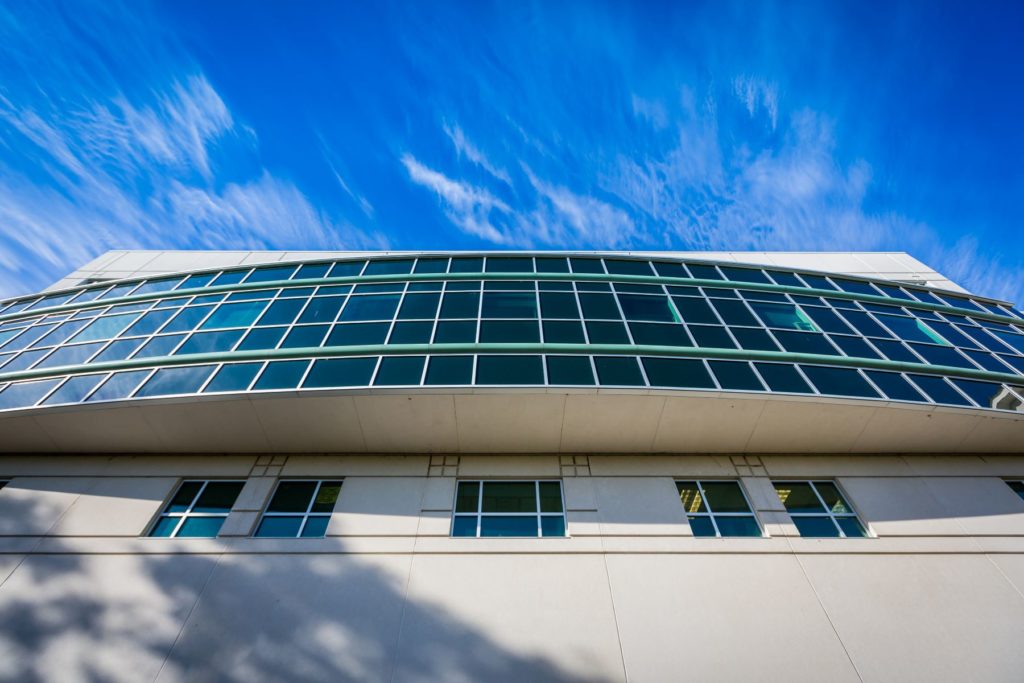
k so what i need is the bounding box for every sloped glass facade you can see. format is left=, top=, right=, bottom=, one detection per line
left=0, top=253, right=1022, bottom=412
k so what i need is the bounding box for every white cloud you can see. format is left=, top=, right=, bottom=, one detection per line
left=0, top=74, right=385, bottom=298
left=732, top=75, right=779, bottom=130
left=401, top=153, right=512, bottom=244
left=442, top=123, right=512, bottom=185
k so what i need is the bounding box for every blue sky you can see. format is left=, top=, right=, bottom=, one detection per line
left=0, top=1, right=1022, bottom=303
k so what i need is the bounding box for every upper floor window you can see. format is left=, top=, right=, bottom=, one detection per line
left=676, top=480, right=761, bottom=537
left=254, top=480, right=342, bottom=538
left=452, top=480, right=566, bottom=537
left=773, top=480, right=868, bottom=538
left=148, top=480, right=244, bottom=538
left=1006, top=480, right=1024, bottom=501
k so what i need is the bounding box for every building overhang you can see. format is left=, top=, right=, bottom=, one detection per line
left=1, top=389, right=1021, bottom=454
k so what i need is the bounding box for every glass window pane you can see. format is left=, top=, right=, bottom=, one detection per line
left=838, top=310, right=892, bottom=338
left=480, top=516, right=538, bottom=537
left=908, top=374, right=972, bottom=406
left=364, top=259, right=414, bottom=276
left=328, top=261, right=365, bottom=277
left=71, top=313, right=141, bottom=343
left=439, top=292, right=480, bottom=319
left=326, top=322, right=389, bottom=346
left=174, top=330, right=243, bottom=355
left=479, top=320, right=539, bottom=343
left=774, top=482, right=826, bottom=512
left=42, top=374, right=106, bottom=405
left=455, top=482, right=480, bottom=513
left=148, top=517, right=180, bottom=537
left=414, top=258, right=448, bottom=274
left=303, top=357, right=376, bottom=388
left=374, top=356, right=425, bottom=385
left=425, top=355, right=474, bottom=385
left=732, top=328, right=779, bottom=351
left=951, top=379, right=1005, bottom=409
left=542, top=320, right=586, bottom=344
left=538, top=482, right=563, bottom=512
left=310, top=481, right=342, bottom=513
left=267, top=481, right=317, bottom=512
left=618, top=295, right=675, bottom=322
left=814, top=482, right=852, bottom=514
left=687, top=264, right=722, bottom=280
left=339, top=295, right=401, bottom=322
left=535, top=257, right=569, bottom=273
left=254, top=516, right=303, bottom=538
left=203, top=363, right=262, bottom=393
left=710, top=299, right=758, bottom=326
left=300, top=516, right=330, bottom=538
left=688, top=516, right=716, bottom=536
left=792, top=516, right=841, bottom=537
left=448, top=257, right=483, bottom=273
left=754, top=364, right=814, bottom=394
left=579, top=293, right=621, bottom=320
left=546, top=356, right=594, bottom=385
left=673, top=297, right=718, bottom=324
left=585, top=321, right=630, bottom=344
left=715, top=516, right=762, bottom=537
left=200, top=302, right=267, bottom=330
left=676, top=482, right=707, bottom=513
left=35, top=342, right=104, bottom=370
left=398, top=293, right=441, bottom=320
left=211, top=270, right=249, bottom=286
left=700, top=482, right=751, bottom=513
left=257, top=299, right=305, bottom=326
left=245, top=266, right=296, bottom=283
left=831, top=335, right=881, bottom=359
left=135, top=365, right=215, bottom=398
left=709, top=361, right=764, bottom=391
left=641, top=357, right=715, bottom=389
left=539, top=293, right=580, bottom=318
left=176, top=517, right=226, bottom=538
left=433, top=321, right=476, bottom=343
left=719, top=267, right=770, bottom=284
left=253, top=360, right=309, bottom=390
left=863, top=371, right=926, bottom=402
left=835, top=516, right=867, bottom=538
left=192, top=482, right=244, bottom=513
left=451, top=516, right=477, bottom=536
left=688, top=325, right=736, bottom=349
left=86, top=370, right=151, bottom=402
left=485, top=256, right=533, bottom=273
left=628, top=322, right=691, bottom=347
left=165, top=481, right=203, bottom=513
left=476, top=355, right=544, bottom=385
left=540, top=516, right=566, bottom=537
left=800, top=366, right=880, bottom=398
left=161, top=306, right=214, bottom=334
left=389, top=321, right=433, bottom=344
left=774, top=331, right=840, bottom=356
left=569, top=257, right=604, bottom=274
left=594, top=356, right=645, bottom=386
left=237, top=327, right=286, bottom=351
left=132, top=334, right=186, bottom=359
left=482, top=482, right=537, bottom=513
left=297, top=297, right=345, bottom=324
left=295, top=263, right=330, bottom=279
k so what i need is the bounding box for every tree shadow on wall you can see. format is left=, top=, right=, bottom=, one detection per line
left=0, top=497, right=620, bottom=683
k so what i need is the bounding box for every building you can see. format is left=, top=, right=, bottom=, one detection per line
left=0, top=249, right=1023, bottom=682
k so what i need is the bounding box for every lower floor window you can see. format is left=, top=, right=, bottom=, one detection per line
left=148, top=480, right=244, bottom=538
left=254, top=480, right=342, bottom=538
left=676, top=480, right=762, bottom=537
left=452, top=480, right=566, bottom=537
left=773, top=480, right=868, bottom=538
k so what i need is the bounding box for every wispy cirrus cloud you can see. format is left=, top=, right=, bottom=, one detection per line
left=0, top=70, right=385, bottom=297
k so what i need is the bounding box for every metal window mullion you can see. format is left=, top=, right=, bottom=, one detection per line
left=610, top=289, right=637, bottom=345
left=695, top=481, right=722, bottom=538
left=809, top=481, right=846, bottom=538
left=477, top=479, right=483, bottom=538
left=126, top=367, right=159, bottom=398
left=790, top=364, right=821, bottom=396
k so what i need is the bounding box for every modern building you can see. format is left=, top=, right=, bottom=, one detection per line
left=0, top=249, right=1023, bottom=682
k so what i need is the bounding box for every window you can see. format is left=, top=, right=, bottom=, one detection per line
left=254, top=480, right=342, bottom=537
left=773, top=481, right=868, bottom=538
left=1007, top=480, right=1024, bottom=502
left=676, top=480, right=761, bottom=537
left=451, top=480, right=566, bottom=537
left=148, top=480, right=244, bottom=538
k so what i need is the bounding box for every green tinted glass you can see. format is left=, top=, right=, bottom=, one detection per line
left=481, top=482, right=537, bottom=513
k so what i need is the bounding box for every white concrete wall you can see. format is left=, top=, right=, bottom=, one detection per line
left=0, top=453, right=1023, bottom=681
left=47, top=250, right=966, bottom=293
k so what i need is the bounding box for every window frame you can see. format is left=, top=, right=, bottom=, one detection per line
left=773, top=479, right=871, bottom=538
left=675, top=479, right=764, bottom=538
left=254, top=479, right=343, bottom=538
left=146, top=479, right=245, bottom=538
left=451, top=479, right=567, bottom=538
